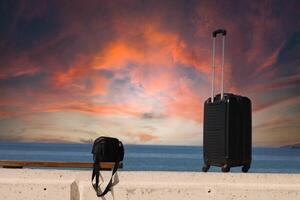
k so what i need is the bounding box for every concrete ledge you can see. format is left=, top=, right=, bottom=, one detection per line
left=0, top=169, right=300, bottom=200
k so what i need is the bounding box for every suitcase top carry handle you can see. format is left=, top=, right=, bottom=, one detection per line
left=211, top=29, right=226, bottom=103
left=212, top=29, right=227, bottom=37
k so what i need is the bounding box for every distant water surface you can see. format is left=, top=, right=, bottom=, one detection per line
left=0, top=142, right=299, bottom=173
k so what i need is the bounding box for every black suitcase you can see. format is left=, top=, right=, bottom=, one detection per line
left=202, top=29, right=252, bottom=173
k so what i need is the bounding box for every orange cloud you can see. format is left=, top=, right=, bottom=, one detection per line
left=0, top=54, right=40, bottom=80
left=90, top=24, right=180, bottom=68
left=42, top=101, right=150, bottom=117
left=255, top=43, right=284, bottom=73
left=52, top=56, right=109, bottom=96
left=137, top=132, right=159, bottom=143
left=91, top=42, right=144, bottom=70
left=173, top=42, right=211, bottom=74
left=164, top=78, right=204, bottom=121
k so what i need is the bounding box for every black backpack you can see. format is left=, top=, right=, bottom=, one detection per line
left=91, top=136, right=124, bottom=197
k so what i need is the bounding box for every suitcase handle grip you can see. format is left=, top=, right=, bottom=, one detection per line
left=212, top=29, right=227, bottom=37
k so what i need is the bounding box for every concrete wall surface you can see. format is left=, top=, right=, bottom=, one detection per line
left=0, top=168, right=300, bottom=200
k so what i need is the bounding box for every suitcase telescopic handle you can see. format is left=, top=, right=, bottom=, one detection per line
left=211, top=29, right=226, bottom=103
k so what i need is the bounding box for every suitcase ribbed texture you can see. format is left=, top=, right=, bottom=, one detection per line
left=204, top=103, right=226, bottom=164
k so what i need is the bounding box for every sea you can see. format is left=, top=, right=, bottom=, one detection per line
left=0, top=142, right=299, bottom=173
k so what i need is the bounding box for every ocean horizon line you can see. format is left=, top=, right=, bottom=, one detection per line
left=0, top=140, right=299, bottom=149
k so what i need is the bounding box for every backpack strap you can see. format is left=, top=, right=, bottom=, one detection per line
left=92, top=161, right=119, bottom=197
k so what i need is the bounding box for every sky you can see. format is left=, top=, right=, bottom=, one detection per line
left=0, top=0, right=299, bottom=146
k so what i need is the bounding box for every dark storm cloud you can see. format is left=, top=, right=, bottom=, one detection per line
left=0, top=72, right=47, bottom=88
left=0, top=0, right=117, bottom=75
left=274, top=31, right=300, bottom=76
left=140, top=112, right=166, bottom=119
left=199, top=0, right=300, bottom=92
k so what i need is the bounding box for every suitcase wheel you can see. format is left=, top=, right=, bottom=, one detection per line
left=221, top=164, right=230, bottom=173
left=242, top=164, right=250, bottom=173
left=202, top=164, right=210, bottom=172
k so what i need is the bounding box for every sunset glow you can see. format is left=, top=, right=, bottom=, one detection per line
left=0, top=0, right=299, bottom=146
